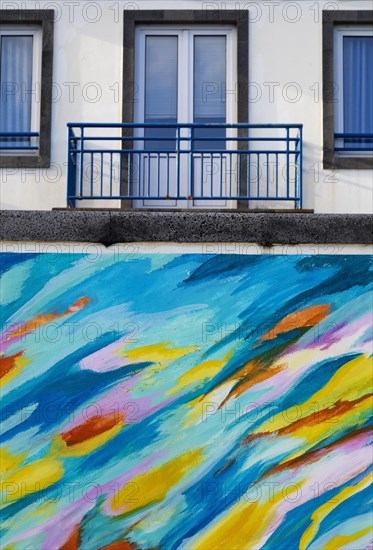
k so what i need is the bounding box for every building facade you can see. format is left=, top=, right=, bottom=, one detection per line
left=0, top=0, right=372, bottom=212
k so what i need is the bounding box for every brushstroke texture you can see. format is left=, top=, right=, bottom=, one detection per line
left=0, top=252, right=372, bottom=550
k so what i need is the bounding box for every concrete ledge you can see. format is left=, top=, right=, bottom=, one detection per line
left=0, top=210, right=372, bottom=245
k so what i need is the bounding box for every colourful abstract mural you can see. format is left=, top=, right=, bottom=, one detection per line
left=0, top=250, right=372, bottom=550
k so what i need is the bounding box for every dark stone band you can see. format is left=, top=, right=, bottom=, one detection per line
left=1, top=211, right=372, bottom=246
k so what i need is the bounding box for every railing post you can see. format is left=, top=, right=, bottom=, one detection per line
left=237, top=124, right=248, bottom=209
left=286, top=126, right=290, bottom=201
left=121, top=124, right=132, bottom=209
left=66, top=125, right=76, bottom=208
left=188, top=125, right=194, bottom=201
left=176, top=125, right=180, bottom=199
left=79, top=126, right=84, bottom=201
left=299, top=125, right=303, bottom=208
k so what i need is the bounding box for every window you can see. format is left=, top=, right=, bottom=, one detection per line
left=0, top=10, right=54, bottom=168
left=323, top=10, right=373, bottom=169
left=122, top=10, right=248, bottom=209
left=134, top=25, right=236, bottom=207
left=0, top=27, right=42, bottom=153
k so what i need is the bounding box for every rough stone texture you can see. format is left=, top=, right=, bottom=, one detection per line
left=0, top=211, right=372, bottom=245
left=0, top=211, right=111, bottom=244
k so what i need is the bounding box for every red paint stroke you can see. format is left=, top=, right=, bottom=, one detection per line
left=0, top=351, right=24, bottom=379
left=99, top=542, right=139, bottom=550
left=61, top=412, right=124, bottom=447
left=58, top=523, right=81, bottom=550
left=260, top=425, right=372, bottom=479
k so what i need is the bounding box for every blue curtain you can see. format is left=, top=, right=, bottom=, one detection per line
left=0, top=35, right=33, bottom=147
left=343, top=36, right=373, bottom=148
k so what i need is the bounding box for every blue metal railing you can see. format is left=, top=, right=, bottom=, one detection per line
left=334, top=133, right=373, bottom=152
left=0, top=132, right=40, bottom=151
left=67, top=123, right=303, bottom=208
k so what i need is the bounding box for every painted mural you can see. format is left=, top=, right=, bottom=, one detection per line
left=0, top=250, right=372, bottom=550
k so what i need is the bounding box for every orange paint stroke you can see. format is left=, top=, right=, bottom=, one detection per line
left=0, top=351, right=24, bottom=379
left=261, top=304, right=330, bottom=341
left=219, top=347, right=291, bottom=409
left=61, top=412, right=124, bottom=447
left=5, top=297, right=90, bottom=341
left=222, top=362, right=286, bottom=406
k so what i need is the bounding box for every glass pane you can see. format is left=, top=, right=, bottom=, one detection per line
left=343, top=36, right=373, bottom=149
left=194, top=36, right=226, bottom=151
left=145, top=36, right=177, bottom=151
left=0, top=35, right=33, bottom=148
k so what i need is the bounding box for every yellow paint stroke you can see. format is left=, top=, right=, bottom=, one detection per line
left=28, top=499, right=58, bottom=519
left=300, top=472, right=372, bottom=550
left=119, top=342, right=197, bottom=380
left=0, top=457, right=63, bottom=506
left=191, top=479, right=305, bottom=550
left=254, top=355, right=372, bottom=436
left=53, top=421, right=125, bottom=457
left=321, top=525, right=372, bottom=550
left=110, top=448, right=204, bottom=516
left=167, top=352, right=233, bottom=396
left=0, top=447, right=27, bottom=477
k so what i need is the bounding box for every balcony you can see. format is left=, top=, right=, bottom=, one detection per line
left=67, top=123, right=303, bottom=209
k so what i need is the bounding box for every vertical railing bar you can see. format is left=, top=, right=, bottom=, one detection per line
left=247, top=152, right=250, bottom=198
left=100, top=152, right=103, bottom=197
left=210, top=152, right=213, bottom=198
left=275, top=153, right=279, bottom=198
left=176, top=126, right=180, bottom=199
left=79, top=127, right=84, bottom=199
left=166, top=153, right=170, bottom=198
left=286, top=126, right=290, bottom=199
left=90, top=152, right=94, bottom=197
left=109, top=152, right=113, bottom=197
left=298, top=126, right=303, bottom=208
left=229, top=152, right=232, bottom=198
left=238, top=152, right=241, bottom=199
left=219, top=152, right=222, bottom=199
left=138, top=152, right=142, bottom=199
left=127, top=152, right=131, bottom=199
left=188, top=126, right=192, bottom=200
left=256, top=153, right=260, bottom=198
left=157, top=152, right=160, bottom=199
left=67, top=126, right=77, bottom=207
left=266, top=152, right=269, bottom=197
left=119, top=150, right=123, bottom=200
left=147, top=152, right=150, bottom=198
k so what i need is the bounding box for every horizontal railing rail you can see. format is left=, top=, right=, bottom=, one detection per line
left=0, top=132, right=40, bottom=151
left=334, top=132, right=373, bottom=152
left=67, top=123, right=303, bottom=208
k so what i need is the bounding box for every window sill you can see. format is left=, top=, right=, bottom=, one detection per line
left=323, top=152, right=373, bottom=170
left=0, top=155, right=50, bottom=169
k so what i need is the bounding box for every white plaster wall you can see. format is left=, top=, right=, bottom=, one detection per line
left=0, top=0, right=372, bottom=212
